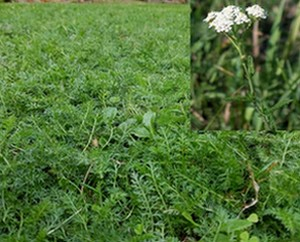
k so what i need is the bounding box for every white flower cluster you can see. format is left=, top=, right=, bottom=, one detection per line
left=204, top=4, right=267, bottom=33
left=246, top=5, right=267, bottom=19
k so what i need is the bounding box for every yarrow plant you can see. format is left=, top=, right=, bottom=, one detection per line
left=203, top=5, right=275, bottom=130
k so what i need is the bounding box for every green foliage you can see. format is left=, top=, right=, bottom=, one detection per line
left=209, top=213, right=260, bottom=242
left=1, top=3, right=300, bottom=242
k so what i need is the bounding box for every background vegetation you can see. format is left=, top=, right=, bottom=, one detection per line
left=191, top=0, right=300, bottom=130
left=1, top=2, right=300, bottom=242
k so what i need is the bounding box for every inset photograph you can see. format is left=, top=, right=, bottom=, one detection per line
left=191, top=0, right=300, bottom=130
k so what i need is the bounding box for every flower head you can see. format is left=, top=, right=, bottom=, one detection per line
left=209, top=13, right=234, bottom=33
left=221, top=5, right=241, bottom=20
left=246, top=5, right=267, bottom=19
left=203, top=11, right=219, bottom=23
left=203, top=4, right=266, bottom=33
left=234, top=12, right=251, bottom=25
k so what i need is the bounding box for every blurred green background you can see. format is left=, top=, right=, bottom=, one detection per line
left=191, top=0, right=300, bottom=130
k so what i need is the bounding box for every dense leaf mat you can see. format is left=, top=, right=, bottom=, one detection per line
left=1, top=3, right=300, bottom=241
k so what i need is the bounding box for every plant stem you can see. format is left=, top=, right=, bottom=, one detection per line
left=226, top=33, right=276, bottom=131
left=226, top=34, right=244, bottom=60
left=226, top=34, right=254, bottom=95
left=242, top=63, right=254, bottom=95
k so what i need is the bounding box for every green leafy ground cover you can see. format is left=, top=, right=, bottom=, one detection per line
left=1, top=3, right=300, bottom=242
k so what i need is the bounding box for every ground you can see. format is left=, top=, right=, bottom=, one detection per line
left=0, top=3, right=300, bottom=242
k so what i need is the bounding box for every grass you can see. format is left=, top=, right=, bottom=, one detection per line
left=1, top=2, right=300, bottom=242
left=191, top=0, right=300, bottom=130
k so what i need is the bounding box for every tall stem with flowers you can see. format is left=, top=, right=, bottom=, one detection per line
left=203, top=5, right=276, bottom=130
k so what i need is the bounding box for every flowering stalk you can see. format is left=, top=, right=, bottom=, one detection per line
left=203, top=5, right=276, bottom=130
left=225, top=33, right=264, bottom=128
left=225, top=34, right=254, bottom=94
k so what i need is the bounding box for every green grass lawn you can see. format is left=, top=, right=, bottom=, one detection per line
left=1, top=3, right=300, bottom=242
